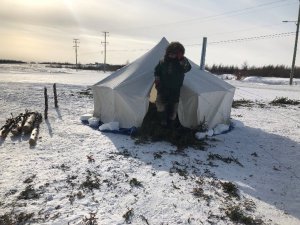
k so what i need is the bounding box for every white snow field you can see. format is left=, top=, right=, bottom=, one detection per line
left=0, top=64, right=299, bottom=225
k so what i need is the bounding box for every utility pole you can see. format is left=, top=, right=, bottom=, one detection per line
left=101, top=31, right=109, bottom=72
left=73, top=39, right=79, bottom=70
left=200, top=37, right=207, bottom=70
left=283, top=0, right=300, bottom=85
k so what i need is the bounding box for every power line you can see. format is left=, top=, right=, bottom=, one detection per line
left=116, top=0, right=296, bottom=31
left=80, top=48, right=149, bottom=55
left=177, top=22, right=285, bottom=43
left=196, top=22, right=284, bottom=38
left=107, top=48, right=149, bottom=52
left=186, top=32, right=296, bottom=46
left=80, top=32, right=294, bottom=55
left=194, top=0, right=298, bottom=25
left=80, top=51, right=101, bottom=56
left=210, top=32, right=295, bottom=45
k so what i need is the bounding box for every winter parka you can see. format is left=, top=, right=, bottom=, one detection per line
left=154, top=57, right=191, bottom=103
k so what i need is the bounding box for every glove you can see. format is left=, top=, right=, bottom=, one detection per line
left=178, top=57, right=191, bottom=72
left=179, top=57, right=187, bottom=66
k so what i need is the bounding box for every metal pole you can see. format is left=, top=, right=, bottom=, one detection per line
left=200, top=37, right=207, bottom=70
left=290, top=1, right=300, bottom=85
left=73, top=39, right=79, bottom=71
left=102, top=31, right=109, bottom=72
left=104, top=33, right=106, bottom=71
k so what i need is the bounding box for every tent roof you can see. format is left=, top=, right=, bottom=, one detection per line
left=94, top=37, right=169, bottom=90
left=94, top=37, right=235, bottom=95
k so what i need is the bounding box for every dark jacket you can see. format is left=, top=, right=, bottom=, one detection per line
left=154, top=57, right=191, bottom=103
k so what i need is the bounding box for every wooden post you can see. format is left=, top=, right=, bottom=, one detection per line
left=29, top=127, right=38, bottom=146
left=23, top=113, right=36, bottom=134
left=29, top=113, right=42, bottom=146
left=11, top=113, right=26, bottom=136
left=53, top=83, right=58, bottom=108
left=44, top=87, right=48, bottom=120
left=0, top=119, right=14, bottom=138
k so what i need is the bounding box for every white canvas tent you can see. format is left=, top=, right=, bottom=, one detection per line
left=92, top=37, right=235, bottom=129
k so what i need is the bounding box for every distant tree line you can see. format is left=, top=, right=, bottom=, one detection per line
left=0, top=60, right=124, bottom=71
left=40, top=62, right=72, bottom=65
left=206, top=63, right=300, bottom=78
left=47, top=63, right=125, bottom=71
left=0, top=59, right=26, bottom=64
left=2, top=58, right=299, bottom=77
left=76, top=63, right=125, bottom=71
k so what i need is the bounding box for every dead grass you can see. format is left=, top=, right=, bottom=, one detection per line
left=129, top=178, right=142, bottom=187
left=123, top=208, right=134, bottom=224
left=208, top=153, right=243, bottom=167
left=79, top=170, right=100, bottom=191
left=270, top=97, right=300, bottom=106
left=221, top=182, right=239, bottom=199
left=23, top=175, right=36, bottom=184
left=232, top=99, right=254, bottom=108
left=0, top=212, right=34, bottom=225
left=226, top=206, right=264, bottom=225
left=18, top=185, right=40, bottom=200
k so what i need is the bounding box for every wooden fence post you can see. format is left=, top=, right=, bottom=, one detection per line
left=53, top=83, right=58, bottom=108
left=44, top=87, right=48, bottom=120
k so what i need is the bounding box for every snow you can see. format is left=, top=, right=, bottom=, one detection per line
left=217, top=74, right=237, bottom=80
left=0, top=64, right=300, bottom=225
left=0, top=64, right=109, bottom=86
left=213, top=124, right=230, bottom=135
left=79, top=114, right=93, bottom=122
left=99, top=122, right=120, bottom=131
left=195, top=124, right=231, bottom=140
left=217, top=73, right=300, bottom=86
left=242, top=76, right=300, bottom=85
left=195, top=129, right=214, bottom=140
left=87, top=117, right=100, bottom=128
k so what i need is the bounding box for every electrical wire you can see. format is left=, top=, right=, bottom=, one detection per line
left=107, top=48, right=149, bottom=52
left=80, top=31, right=295, bottom=55
left=189, top=22, right=285, bottom=39
left=210, top=32, right=295, bottom=45
left=117, top=0, right=296, bottom=31
left=186, top=31, right=295, bottom=46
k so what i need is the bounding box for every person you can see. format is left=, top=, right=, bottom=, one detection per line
left=154, top=42, right=191, bottom=127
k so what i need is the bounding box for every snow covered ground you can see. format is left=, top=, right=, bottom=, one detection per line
left=0, top=64, right=299, bottom=225
left=0, top=64, right=106, bottom=86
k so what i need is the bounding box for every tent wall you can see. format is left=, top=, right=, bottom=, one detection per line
left=196, top=89, right=235, bottom=129
left=92, top=85, right=150, bottom=128
left=178, top=86, right=199, bottom=128
left=92, top=37, right=236, bottom=129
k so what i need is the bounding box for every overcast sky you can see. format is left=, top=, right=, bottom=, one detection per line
left=0, top=0, right=299, bottom=66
